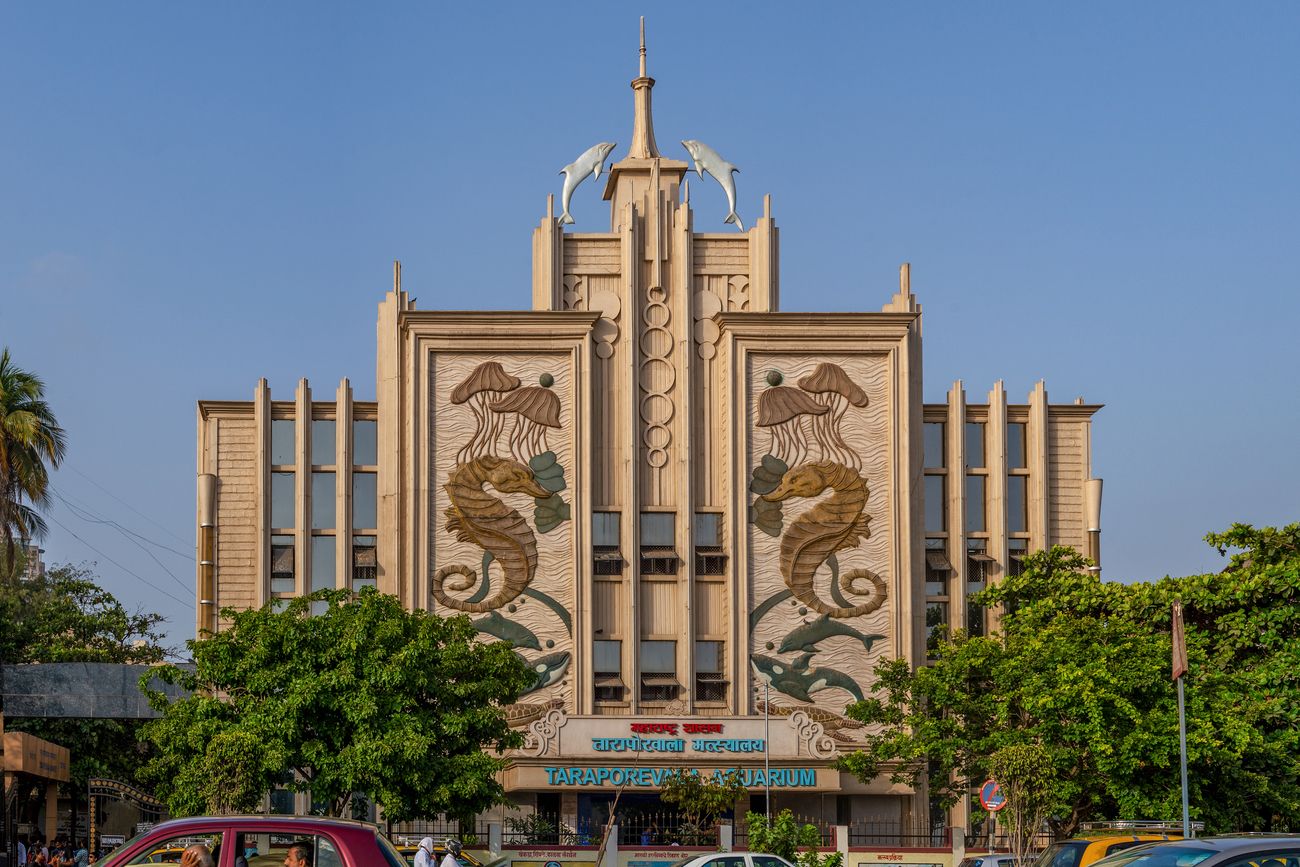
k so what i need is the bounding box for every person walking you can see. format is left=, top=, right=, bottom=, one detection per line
left=439, top=840, right=461, bottom=867
left=413, top=839, right=436, bottom=867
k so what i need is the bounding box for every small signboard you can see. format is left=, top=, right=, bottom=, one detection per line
left=979, top=779, right=1007, bottom=812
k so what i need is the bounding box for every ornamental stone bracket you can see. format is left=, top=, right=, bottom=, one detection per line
left=523, top=708, right=569, bottom=757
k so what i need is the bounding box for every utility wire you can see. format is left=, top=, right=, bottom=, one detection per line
left=68, top=465, right=190, bottom=545
left=47, top=516, right=191, bottom=609
left=53, top=491, right=192, bottom=594
left=54, top=486, right=192, bottom=560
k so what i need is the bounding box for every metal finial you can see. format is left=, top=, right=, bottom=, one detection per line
left=639, top=16, right=647, bottom=77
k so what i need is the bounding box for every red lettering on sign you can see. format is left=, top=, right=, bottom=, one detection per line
left=628, top=723, right=679, bottom=735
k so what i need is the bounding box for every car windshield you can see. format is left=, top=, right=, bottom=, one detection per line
left=1033, top=842, right=1091, bottom=867
left=98, top=830, right=154, bottom=867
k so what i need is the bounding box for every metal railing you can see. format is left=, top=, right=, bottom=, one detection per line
left=848, top=819, right=951, bottom=848
left=389, top=818, right=493, bottom=845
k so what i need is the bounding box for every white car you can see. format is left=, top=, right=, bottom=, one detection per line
left=959, top=857, right=1021, bottom=867
left=670, top=854, right=797, bottom=867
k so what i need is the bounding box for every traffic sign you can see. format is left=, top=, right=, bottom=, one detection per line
left=979, top=779, right=1007, bottom=811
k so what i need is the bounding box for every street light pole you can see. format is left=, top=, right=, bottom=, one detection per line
left=764, top=678, right=771, bottom=821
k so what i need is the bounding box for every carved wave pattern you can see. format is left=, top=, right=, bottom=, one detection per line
left=431, top=354, right=575, bottom=709
left=746, top=355, right=893, bottom=714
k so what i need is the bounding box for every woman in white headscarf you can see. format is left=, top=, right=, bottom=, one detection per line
left=414, top=839, right=436, bottom=867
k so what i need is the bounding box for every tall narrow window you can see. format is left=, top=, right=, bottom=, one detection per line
left=593, top=639, right=623, bottom=703
left=352, top=535, right=376, bottom=591
left=593, top=512, right=622, bottom=576
left=966, top=539, right=992, bottom=637
left=312, top=420, right=336, bottom=464
left=925, top=475, right=946, bottom=533
left=271, top=535, right=296, bottom=595
left=925, top=538, right=950, bottom=659
left=694, top=640, right=727, bottom=703
left=1006, top=475, right=1028, bottom=534
left=1007, top=423, right=1027, bottom=469
left=311, top=472, right=335, bottom=529
left=694, top=512, right=726, bottom=576
left=965, top=475, right=986, bottom=533
left=310, top=536, right=335, bottom=614
left=353, top=420, right=377, bottom=466
left=639, top=640, right=678, bottom=703
left=965, top=422, right=985, bottom=469
left=640, top=513, right=677, bottom=575
left=352, top=472, right=377, bottom=529
left=271, top=419, right=295, bottom=466
left=924, top=422, right=946, bottom=468
left=271, top=472, right=296, bottom=529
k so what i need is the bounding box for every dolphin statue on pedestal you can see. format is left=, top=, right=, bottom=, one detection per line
left=558, top=142, right=617, bottom=225
left=681, top=139, right=744, bottom=230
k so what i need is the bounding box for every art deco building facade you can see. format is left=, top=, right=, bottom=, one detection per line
left=195, top=39, right=1101, bottom=828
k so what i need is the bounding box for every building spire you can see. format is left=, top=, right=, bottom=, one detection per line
left=628, top=16, right=660, bottom=159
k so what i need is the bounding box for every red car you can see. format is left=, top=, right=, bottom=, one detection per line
left=101, top=816, right=406, bottom=867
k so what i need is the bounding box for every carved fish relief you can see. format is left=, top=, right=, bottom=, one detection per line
left=750, top=651, right=864, bottom=703
left=503, top=697, right=565, bottom=729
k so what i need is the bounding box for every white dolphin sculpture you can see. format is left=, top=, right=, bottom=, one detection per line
left=558, top=141, right=617, bottom=225
left=681, top=139, right=744, bottom=230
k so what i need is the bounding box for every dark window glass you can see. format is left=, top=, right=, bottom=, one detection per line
left=924, top=538, right=949, bottom=594
left=926, top=601, right=949, bottom=656
left=311, top=536, right=335, bottom=593
left=640, top=513, right=675, bottom=546
left=1007, top=475, right=1027, bottom=534
left=593, top=512, right=620, bottom=546
left=695, top=640, right=722, bottom=672
left=640, top=640, right=677, bottom=702
left=312, top=419, right=336, bottom=464
left=271, top=419, right=295, bottom=465
left=966, top=475, right=985, bottom=532
left=312, top=472, right=335, bottom=529
left=271, top=472, right=295, bottom=528
left=966, top=540, right=988, bottom=638
left=353, top=472, right=377, bottom=529
left=1007, top=538, right=1028, bottom=578
left=594, top=640, right=621, bottom=672
left=353, top=420, right=377, bottom=466
left=965, top=422, right=985, bottom=469
left=925, top=475, right=946, bottom=532
left=695, top=513, right=722, bottom=546
left=594, top=639, right=623, bottom=703
left=271, top=534, right=295, bottom=594
left=923, top=422, right=945, bottom=468
left=352, top=535, right=377, bottom=590
left=1007, top=423, right=1027, bottom=469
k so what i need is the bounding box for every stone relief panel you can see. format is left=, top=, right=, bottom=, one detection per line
left=746, top=355, right=893, bottom=737
left=431, top=354, right=576, bottom=716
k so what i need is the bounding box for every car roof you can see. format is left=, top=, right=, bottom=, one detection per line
left=1184, top=836, right=1300, bottom=852
left=146, top=816, right=380, bottom=833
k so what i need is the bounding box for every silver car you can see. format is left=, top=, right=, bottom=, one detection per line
left=670, top=854, right=797, bottom=867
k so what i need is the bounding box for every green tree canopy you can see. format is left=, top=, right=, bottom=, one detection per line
left=659, top=769, right=748, bottom=844
left=746, top=809, right=842, bottom=867
left=0, top=347, right=67, bottom=575
left=1, top=563, right=169, bottom=790
left=837, top=525, right=1300, bottom=836
left=140, top=588, right=534, bottom=821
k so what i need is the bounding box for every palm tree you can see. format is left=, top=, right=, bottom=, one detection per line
left=0, top=348, right=67, bottom=577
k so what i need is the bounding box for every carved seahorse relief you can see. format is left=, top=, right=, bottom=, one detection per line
left=763, top=461, right=887, bottom=619
left=434, top=455, right=550, bottom=613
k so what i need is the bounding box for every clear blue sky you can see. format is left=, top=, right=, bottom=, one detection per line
left=3, top=3, right=1297, bottom=650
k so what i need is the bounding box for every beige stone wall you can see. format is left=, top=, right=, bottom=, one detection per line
left=215, top=416, right=258, bottom=611
left=1048, top=414, right=1090, bottom=552
left=429, top=352, right=578, bottom=711
left=744, top=353, right=897, bottom=716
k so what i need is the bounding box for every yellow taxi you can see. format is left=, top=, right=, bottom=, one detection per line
left=1031, top=823, right=1192, bottom=867
left=394, top=842, right=484, bottom=867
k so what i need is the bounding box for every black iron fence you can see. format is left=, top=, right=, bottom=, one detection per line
left=616, top=811, right=719, bottom=847
left=848, top=819, right=951, bottom=848
left=389, top=818, right=494, bottom=845
left=503, top=814, right=598, bottom=846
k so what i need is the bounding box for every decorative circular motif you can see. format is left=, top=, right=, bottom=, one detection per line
left=508, top=604, right=517, bottom=612
left=639, top=357, right=676, bottom=394
left=642, top=424, right=671, bottom=451
left=640, top=393, right=674, bottom=429
left=539, top=373, right=554, bottom=388
left=697, top=342, right=716, bottom=361
left=765, top=641, right=775, bottom=650
left=647, top=448, right=669, bottom=468
left=595, top=342, right=614, bottom=359
left=767, top=369, right=784, bottom=386
left=643, top=301, right=670, bottom=329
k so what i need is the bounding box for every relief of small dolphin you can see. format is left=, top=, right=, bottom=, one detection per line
left=517, top=649, right=571, bottom=695
left=750, top=652, right=864, bottom=703
left=473, top=610, right=541, bottom=651
left=558, top=142, right=617, bottom=225
left=680, top=139, right=744, bottom=230
left=778, top=614, right=885, bottom=654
